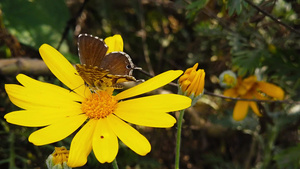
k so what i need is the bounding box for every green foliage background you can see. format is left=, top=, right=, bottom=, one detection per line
left=0, top=0, right=299, bottom=168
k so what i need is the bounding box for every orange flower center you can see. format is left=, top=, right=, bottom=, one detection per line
left=81, top=90, right=118, bottom=119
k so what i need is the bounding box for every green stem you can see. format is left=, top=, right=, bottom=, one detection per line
left=261, top=126, right=278, bottom=169
left=175, top=109, right=185, bottom=169
left=112, top=158, right=119, bottom=169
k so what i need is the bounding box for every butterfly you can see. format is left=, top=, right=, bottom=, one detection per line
left=75, top=34, right=138, bottom=91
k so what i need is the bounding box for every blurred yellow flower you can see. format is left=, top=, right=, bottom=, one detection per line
left=224, top=75, right=284, bottom=121
left=4, top=44, right=191, bottom=167
left=219, top=70, right=237, bottom=88
left=178, top=63, right=205, bottom=106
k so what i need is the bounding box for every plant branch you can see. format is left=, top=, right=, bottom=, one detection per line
left=203, top=90, right=299, bottom=104
left=244, top=0, right=300, bottom=35
left=57, top=0, right=91, bottom=50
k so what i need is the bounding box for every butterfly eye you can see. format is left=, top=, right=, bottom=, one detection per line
left=126, top=65, right=132, bottom=69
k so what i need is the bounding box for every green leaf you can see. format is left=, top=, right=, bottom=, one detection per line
left=227, top=0, right=243, bottom=16
left=186, top=0, right=209, bottom=10
left=186, top=0, right=209, bottom=20
left=1, top=0, right=70, bottom=49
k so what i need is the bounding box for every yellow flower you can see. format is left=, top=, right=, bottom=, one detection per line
left=219, top=70, right=237, bottom=88
left=224, top=75, right=284, bottom=121
left=178, top=63, right=205, bottom=106
left=4, top=44, right=191, bottom=167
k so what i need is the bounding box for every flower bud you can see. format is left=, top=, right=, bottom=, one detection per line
left=219, top=70, right=237, bottom=88
left=46, top=147, right=72, bottom=169
left=178, top=63, right=205, bottom=106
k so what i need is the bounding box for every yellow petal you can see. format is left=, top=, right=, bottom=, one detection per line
left=104, top=34, right=123, bottom=53
left=116, top=70, right=183, bottom=100
left=17, top=74, right=84, bottom=101
left=115, top=94, right=190, bottom=127
left=39, top=44, right=90, bottom=98
left=5, top=84, right=82, bottom=110
left=188, top=69, right=205, bottom=96
left=107, top=115, right=151, bottom=155
left=92, top=118, right=118, bottom=163
left=196, top=70, right=205, bottom=96
left=28, top=114, right=87, bottom=145
left=178, top=74, right=190, bottom=84
left=242, top=76, right=257, bottom=90
left=116, top=94, right=191, bottom=113
left=233, top=101, right=249, bottom=121
left=68, top=119, right=97, bottom=167
left=257, top=82, right=284, bottom=100
left=237, top=85, right=248, bottom=96
left=224, top=88, right=238, bottom=98
left=249, top=101, right=261, bottom=116
left=115, top=111, right=176, bottom=128
left=187, top=70, right=197, bottom=82
left=180, top=80, right=191, bottom=92
left=182, top=63, right=198, bottom=76
left=4, top=108, right=82, bottom=127
left=186, top=70, right=199, bottom=96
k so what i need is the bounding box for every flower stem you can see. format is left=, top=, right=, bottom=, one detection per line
left=175, top=109, right=185, bottom=169
left=112, top=158, right=119, bottom=169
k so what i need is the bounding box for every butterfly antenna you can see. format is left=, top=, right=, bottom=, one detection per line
left=133, top=66, right=142, bottom=70
left=136, top=68, right=154, bottom=78
left=135, top=67, right=178, bottom=87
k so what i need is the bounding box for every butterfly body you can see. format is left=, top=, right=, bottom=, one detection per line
left=76, top=34, right=137, bottom=90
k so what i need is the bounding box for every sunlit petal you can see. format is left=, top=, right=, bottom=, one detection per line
left=93, top=118, right=118, bottom=163
left=116, top=70, right=183, bottom=100
left=114, top=94, right=189, bottom=127
left=68, top=119, right=97, bottom=167
left=5, top=84, right=81, bottom=110
left=39, top=44, right=90, bottom=98
left=107, top=115, right=151, bottom=155
left=116, top=94, right=191, bottom=113
left=16, top=74, right=84, bottom=101
left=28, top=114, right=87, bottom=145
left=233, top=101, right=249, bottom=121
left=115, top=111, right=176, bottom=127
left=104, top=34, right=123, bottom=53
left=4, top=108, right=82, bottom=127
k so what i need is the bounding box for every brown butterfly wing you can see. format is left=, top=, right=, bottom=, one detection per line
left=77, top=34, right=108, bottom=66
left=75, top=64, right=109, bottom=87
left=100, top=52, right=134, bottom=76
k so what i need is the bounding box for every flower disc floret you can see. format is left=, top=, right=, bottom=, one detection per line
left=82, top=90, right=117, bottom=119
